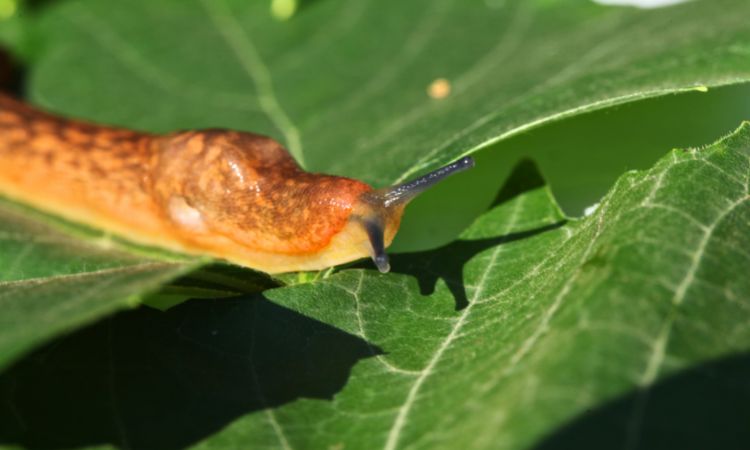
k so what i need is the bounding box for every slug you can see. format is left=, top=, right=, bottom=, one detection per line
left=0, top=93, right=473, bottom=273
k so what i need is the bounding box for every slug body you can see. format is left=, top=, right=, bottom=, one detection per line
left=0, top=93, right=473, bottom=273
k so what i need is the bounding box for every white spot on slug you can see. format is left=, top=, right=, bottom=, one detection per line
left=592, top=0, right=692, bottom=9
left=168, top=196, right=206, bottom=231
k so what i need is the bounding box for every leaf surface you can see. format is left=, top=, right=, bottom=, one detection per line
left=0, top=201, right=197, bottom=369
left=236, top=123, right=750, bottom=449
left=2, top=124, right=749, bottom=449
left=14, top=0, right=750, bottom=184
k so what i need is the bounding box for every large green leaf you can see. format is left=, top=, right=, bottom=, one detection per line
left=13, top=0, right=750, bottom=185
left=0, top=200, right=277, bottom=371
left=237, top=123, right=750, bottom=449
left=0, top=0, right=747, bottom=370
left=1, top=124, right=748, bottom=449
left=0, top=200, right=200, bottom=370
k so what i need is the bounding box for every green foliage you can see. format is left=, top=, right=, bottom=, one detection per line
left=1, top=0, right=750, bottom=449
left=0, top=199, right=200, bottom=370
left=12, top=0, right=750, bottom=182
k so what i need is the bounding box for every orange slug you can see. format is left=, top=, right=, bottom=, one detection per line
left=0, top=92, right=473, bottom=273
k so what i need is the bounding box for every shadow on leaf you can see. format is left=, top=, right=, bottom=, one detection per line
left=534, top=352, right=750, bottom=450
left=0, top=297, right=380, bottom=450
left=389, top=222, right=564, bottom=311
left=388, top=159, right=566, bottom=310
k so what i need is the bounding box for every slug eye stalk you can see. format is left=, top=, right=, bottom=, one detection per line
left=380, top=156, right=475, bottom=207
left=364, top=216, right=390, bottom=273
left=361, top=156, right=475, bottom=273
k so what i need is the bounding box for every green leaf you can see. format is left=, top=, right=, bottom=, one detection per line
left=2, top=124, right=748, bottom=449
left=17, top=0, right=750, bottom=185
left=8, top=0, right=748, bottom=261
left=0, top=200, right=280, bottom=370
left=0, top=199, right=199, bottom=370
left=245, top=124, right=750, bottom=449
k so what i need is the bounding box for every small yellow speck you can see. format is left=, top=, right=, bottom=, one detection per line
left=693, top=85, right=709, bottom=93
left=0, top=0, right=17, bottom=20
left=427, top=78, right=451, bottom=100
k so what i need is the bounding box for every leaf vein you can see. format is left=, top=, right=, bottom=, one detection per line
left=201, top=0, right=305, bottom=165
left=382, top=194, right=526, bottom=450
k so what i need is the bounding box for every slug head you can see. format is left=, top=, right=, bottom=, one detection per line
left=152, top=130, right=473, bottom=273
left=353, top=156, right=475, bottom=273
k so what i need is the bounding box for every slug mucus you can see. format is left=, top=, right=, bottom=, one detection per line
left=0, top=93, right=474, bottom=273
